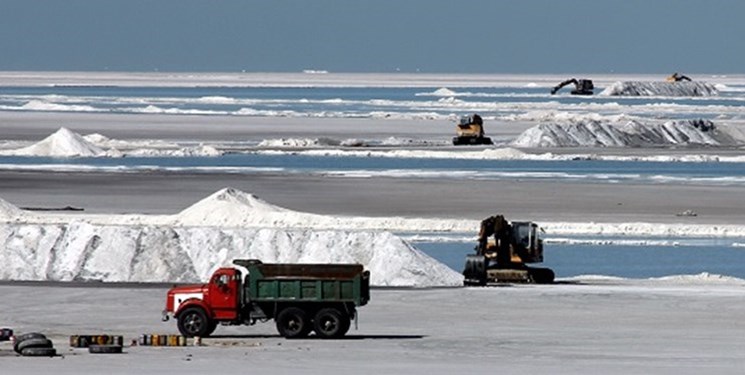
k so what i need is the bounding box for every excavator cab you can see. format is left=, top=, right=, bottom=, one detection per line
left=452, top=114, right=493, bottom=145
left=510, top=221, right=544, bottom=263
left=463, top=215, right=554, bottom=285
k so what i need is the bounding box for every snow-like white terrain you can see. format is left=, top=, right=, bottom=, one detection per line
left=600, top=81, right=719, bottom=96
left=0, top=222, right=461, bottom=286
left=0, top=189, right=462, bottom=286
left=0, top=127, right=225, bottom=158
left=0, top=127, right=105, bottom=157
left=511, top=119, right=745, bottom=147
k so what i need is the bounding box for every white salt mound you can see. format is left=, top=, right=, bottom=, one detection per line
left=258, top=138, right=342, bottom=147
left=0, top=197, right=22, bottom=219
left=511, top=119, right=744, bottom=147
left=1, top=127, right=105, bottom=157
left=600, top=81, right=718, bottom=96
left=0, top=222, right=463, bottom=286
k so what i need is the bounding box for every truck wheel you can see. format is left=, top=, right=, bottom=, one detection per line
left=177, top=307, right=212, bottom=338
left=313, top=308, right=348, bottom=339
left=276, top=307, right=310, bottom=338
left=205, top=320, right=218, bottom=336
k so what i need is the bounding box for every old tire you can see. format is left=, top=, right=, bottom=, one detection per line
left=13, top=333, right=47, bottom=353
left=276, top=307, right=310, bottom=339
left=16, top=338, right=53, bottom=354
left=177, top=307, right=212, bottom=338
left=21, top=347, right=57, bottom=357
left=313, top=308, right=349, bottom=338
left=89, top=344, right=123, bottom=354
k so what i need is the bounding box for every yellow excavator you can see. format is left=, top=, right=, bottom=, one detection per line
left=667, top=72, right=692, bottom=82
left=452, top=114, right=493, bottom=145
left=463, top=215, right=555, bottom=285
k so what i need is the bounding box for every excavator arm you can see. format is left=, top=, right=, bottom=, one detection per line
left=550, top=79, right=579, bottom=95
left=667, top=73, right=692, bottom=82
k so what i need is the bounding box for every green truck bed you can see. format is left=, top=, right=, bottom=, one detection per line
left=235, top=260, right=370, bottom=307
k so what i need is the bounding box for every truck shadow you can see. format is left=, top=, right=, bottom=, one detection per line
left=209, top=334, right=425, bottom=340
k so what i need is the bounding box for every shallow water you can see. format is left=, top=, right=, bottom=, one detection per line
left=416, top=240, right=745, bottom=279
left=2, top=84, right=745, bottom=119
left=2, top=154, right=744, bottom=186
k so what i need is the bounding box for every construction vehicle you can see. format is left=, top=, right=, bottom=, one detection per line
left=463, top=215, right=555, bottom=285
left=550, top=78, right=594, bottom=95
left=163, top=259, right=370, bottom=339
left=667, top=72, right=692, bottom=82
left=452, top=114, right=493, bottom=145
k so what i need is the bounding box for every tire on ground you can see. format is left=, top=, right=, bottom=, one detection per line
left=21, top=347, right=57, bottom=357
left=275, top=307, right=310, bottom=338
left=13, top=332, right=47, bottom=353
left=16, top=338, right=53, bottom=353
left=89, top=344, right=123, bottom=354
left=177, top=307, right=212, bottom=338
left=313, top=308, right=350, bottom=339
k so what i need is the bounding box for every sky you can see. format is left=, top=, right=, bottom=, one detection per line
left=1, top=0, right=743, bottom=74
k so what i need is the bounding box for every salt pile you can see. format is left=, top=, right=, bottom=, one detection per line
left=0, top=223, right=462, bottom=286
left=0, top=127, right=105, bottom=157
left=511, top=119, right=744, bottom=147
left=258, top=138, right=366, bottom=147
left=600, top=81, right=718, bottom=96
left=0, top=128, right=224, bottom=158
left=0, top=189, right=463, bottom=286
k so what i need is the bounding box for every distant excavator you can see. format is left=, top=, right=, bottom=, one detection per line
left=463, top=215, right=555, bottom=285
left=550, top=78, right=594, bottom=95
left=667, top=72, right=692, bottom=82
left=452, top=114, right=493, bottom=145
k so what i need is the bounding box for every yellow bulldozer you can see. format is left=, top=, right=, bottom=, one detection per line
left=463, top=215, right=555, bottom=285
left=452, top=114, right=493, bottom=145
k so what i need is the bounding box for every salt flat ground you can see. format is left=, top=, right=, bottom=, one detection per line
left=2, top=282, right=745, bottom=374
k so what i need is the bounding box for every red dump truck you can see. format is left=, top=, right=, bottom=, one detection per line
left=163, top=259, right=370, bottom=339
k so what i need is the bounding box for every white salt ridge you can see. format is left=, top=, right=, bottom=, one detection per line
left=650, top=272, right=745, bottom=285
left=258, top=138, right=368, bottom=148
left=511, top=119, right=745, bottom=147
left=0, top=222, right=462, bottom=286
left=500, top=111, right=632, bottom=123
left=0, top=127, right=105, bottom=157
left=0, top=197, right=22, bottom=219
left=0, top=128, right=224, bottom=158
left=600, top=81, right=719, bottom=96
left=4, top=188, right=745, bottom=238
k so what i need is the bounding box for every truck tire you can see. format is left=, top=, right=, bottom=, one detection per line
left=276, top=307, right=310, bottom=339
left=177, top=307, right=212, bottom=338
left=21, top=347, right=57, bottom=357
left=313, top=308, right=349, bottom=338
left=205, top=320, right=218, bottom=336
